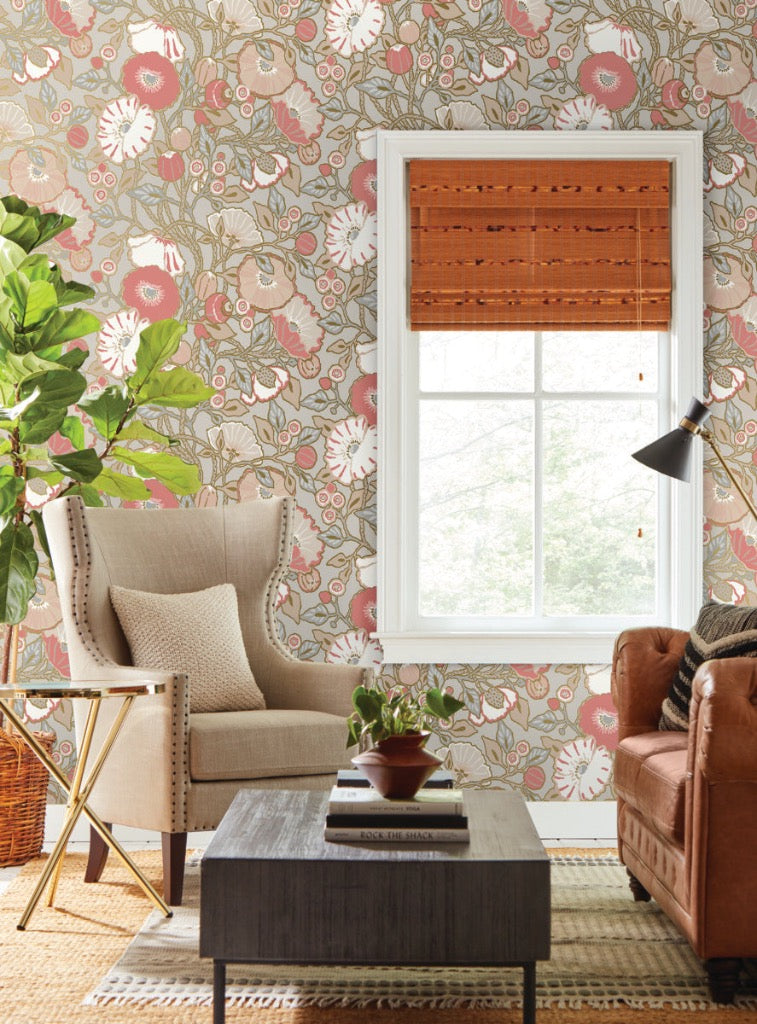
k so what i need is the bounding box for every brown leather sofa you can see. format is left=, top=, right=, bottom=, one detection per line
left=612, top=626, right=757, bottom=1003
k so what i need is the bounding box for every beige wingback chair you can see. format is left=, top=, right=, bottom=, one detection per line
left=43, top=495, right=371, bottom=904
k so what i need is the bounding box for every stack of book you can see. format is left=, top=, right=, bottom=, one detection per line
left=324, top=774, right=469, bottom=843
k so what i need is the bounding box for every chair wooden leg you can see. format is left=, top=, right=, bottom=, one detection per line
left=626, top=868, right=651, bottom=902
left=161, top=831, right=187, bottom=906
left=84, top=823, right=111, bottom=883
left=706, top=958, right=740, bottom=1004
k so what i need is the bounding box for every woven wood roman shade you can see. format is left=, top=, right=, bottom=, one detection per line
left=409, top=159, right=671, bottom=331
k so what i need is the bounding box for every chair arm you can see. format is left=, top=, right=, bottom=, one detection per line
left=611, top=626, right=688, bottom=741
left=258, top=650, right=373, bottom=718
left=689, top=659, right=757, bottom=782
left=74, top=665, right=190, bottom=834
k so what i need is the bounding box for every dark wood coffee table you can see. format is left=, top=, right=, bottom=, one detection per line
left=200, top=788, right=550, bottom=1024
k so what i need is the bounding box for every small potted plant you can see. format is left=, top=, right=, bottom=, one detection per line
left=347, top=684, right=465, bottom=798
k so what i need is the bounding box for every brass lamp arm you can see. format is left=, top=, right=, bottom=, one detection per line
left=698, top=427, right=757, bottom=523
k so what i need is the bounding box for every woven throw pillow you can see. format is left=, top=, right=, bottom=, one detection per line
left=110, top=583, right=266, bottom=714
left=659, top=601, right=757, bottom=731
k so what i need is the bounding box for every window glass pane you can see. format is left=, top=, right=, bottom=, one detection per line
left=542, top=331, right=658, bottom=392
left=542, top=399, right=658, bottom=616
left=419, top=331, right=533, bottom=392
left=418, top=400, right=533, bottom=616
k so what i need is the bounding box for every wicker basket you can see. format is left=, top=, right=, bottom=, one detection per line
left=0, top=725, right=54, bottom=867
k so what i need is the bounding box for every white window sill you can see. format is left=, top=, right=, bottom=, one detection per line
left=374, top=632, right=622, bottom=665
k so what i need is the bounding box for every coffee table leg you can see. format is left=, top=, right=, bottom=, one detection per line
left=523, top=962, right=536, bottom=1024
left=213, top=961, right=226, bottom=1024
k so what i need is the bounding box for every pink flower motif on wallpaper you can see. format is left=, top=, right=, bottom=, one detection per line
left=272, top=81, right=324, bottom=145
left=694, top=41, right=752, bottom=98
left=553, top=737, right=612, bottom=800
left=207, top=0, right=263, bottom=35
left=704, top=470, right=749, bottom=525
left=128, top=233, right=185, bottom=276
left=435, top=100, right=488, bottom=130
left=704, top=255, right=752, bottom=311
left=578, top=52, right=637, bottom=110
left=272, top=293, right=325, bottom=358
left=729, top=528, right=757, bottom=572
left=325, top=202, right=377, bottom=270
left=350, top=586, right=377, bottom=631
left=238, top=255, right=295, bottom=310
left=43, top=632, right=70, bottom=679
left=704, top=152, right=746, bottom=191
left=578, top=694, right=618, bottom=751
left=123, top=52, right=181, bottom=109
left=241, top=152, right=289, bottom=191
left=350, top=373, right=377, bottom=425
left=325, top=0, right=384, bottom=57
left=326, top=628, right=382, bottom=667
left=122, top=266, right=181, bottom=321
left=709, top=579, right=747, bottom=604
left=729, top=84, right=757, bottom=145
left=8, top=147, right=66, bottom=204
left=469, top=45, right=518, bottom=86
left=325, top=415, right=377, bottom=482
left=708, top=365, right=747, bottom=402
left=730, top=296, right=757, bottom=347
left=502, top=0, right=552, bottom=38
left=97, top=309, right=146, bottom=377
left=350, top=160, right=377, bottom=212
left=0, top=101, right=33, bottom=142
left=43, top=188, right=94, bottom=251
left=291, top=506, right=325, bottom=571
left=470, top=685, right=519, bottom=726
left=207, top=422, right=263, bottom=462
left=662, top=0, right=718, bottom=34
left=12, top=44, right=61, bottom=84
left=444, top=741, right=492, bottom=784
left=584, top=19, right=641, bottom=62
left=128, top=19, right=186, bottom=61
left=123, top=479, right=180, bottom=509
left=554, top=94, right=612, bottom=129
left=243, top=365, right=290, bottom=404
left=207, top=207, right=264, bottom=249
left=97, top=95, right=156, bottom=163
left=46, top=0, right=95, bottom=37
left=238, top=41, right=295, bottom=97
left=25, top=576, right=63, bottom=633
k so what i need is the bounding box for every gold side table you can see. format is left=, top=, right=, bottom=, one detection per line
left=0, top=679, right=172, bottom=930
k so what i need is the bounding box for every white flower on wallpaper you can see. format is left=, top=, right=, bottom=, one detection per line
left=271, top=294, right=324, bottom=359
left=444, top=742, right=493, bottom=785
left=46, top=0, right=95, bottom=36
left=554, top=95, right=613, bottom=130
left=207, top=423, right=264, bottom=461
left=326, top=0, right=384, bottom=56
left=8, top=147, right=66, bottom=205
left=584, top=19, right=642, bottom=62
left=325, top=202, right=377, bottom=270
left=12, top=45, right=60, bottom=84
left=97, top=96, right=156, bottom=163
left=207, top=0, right=263, bottom=35
left=470, top=685, right=519, bottom=726
left=97, top=309, right=147, bottom=378
left=271, top=81, right=324, bottom=146
left=553, top=738, right=612, bottom=800
left=128, top=19, right=186, bottom=60
left=704, top=151, right=747, bottom=191
left=436, top=100, right=488, bottom=130
left=326, top=628, right=382, bottom=667
left=469, top=45, right=519, bottom=86
left=0, top=101, right=33, bottom=142
left=128, top=234, right=185, bottom=276
left=244, top=365, right=290, bottom=404
left=662, top=0, right=718, bottom=35
left=325, top=416, right=377, bottom=483
left=207, top=208, right=264, bottom=249
left=241, top=152, right=289, bottom=192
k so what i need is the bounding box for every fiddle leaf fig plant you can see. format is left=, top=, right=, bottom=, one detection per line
left=346, top=684, right=466, bottom=748
left=0, top=195, right=214, bottom=669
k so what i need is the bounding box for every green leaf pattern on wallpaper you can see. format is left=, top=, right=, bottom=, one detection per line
left=1, top=0, right=755, bottom=800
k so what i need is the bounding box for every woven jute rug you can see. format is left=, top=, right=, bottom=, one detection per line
left=2, top=851, right=756, bottom=1024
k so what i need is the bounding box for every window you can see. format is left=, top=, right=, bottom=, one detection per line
left=376, top=131, right=703, bottom=664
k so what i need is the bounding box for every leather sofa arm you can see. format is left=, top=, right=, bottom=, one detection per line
left=690, top=659, right=757, bottom=782
left=611, top=626, right=688, bottom=741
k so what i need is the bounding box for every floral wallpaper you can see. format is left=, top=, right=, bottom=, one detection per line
left=2, top=0, right=756, bottom=803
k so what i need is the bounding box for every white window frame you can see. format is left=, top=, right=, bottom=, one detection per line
left=376, top=130, right=703, bottom=665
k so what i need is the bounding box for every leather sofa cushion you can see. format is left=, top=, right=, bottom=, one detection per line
left=189, top=708, right=350, bottom=781
left=614, top=731, right=688, bottom=844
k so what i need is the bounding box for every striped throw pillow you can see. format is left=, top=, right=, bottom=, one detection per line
left=659, top=601, right=757, bottom=731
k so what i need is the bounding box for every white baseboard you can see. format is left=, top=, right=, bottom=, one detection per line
left=44, top=800, right=617, bottom=848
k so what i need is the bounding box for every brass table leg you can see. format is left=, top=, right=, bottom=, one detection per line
left=0, top=697, right=172, bottom=929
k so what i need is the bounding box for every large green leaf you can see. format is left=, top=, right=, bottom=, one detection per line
left=136, top=367, right=215, bottom=408
left=55, top=346, right=88, bottom=371
left=58, top=414, right=85, bottom=450
left=28, top=509, right=51, bottom=568
left=49, top=447, right=102, bottom=483
left=0, top=196, right=76, bottom=251
left=128, top=319, right=186, bottom=390
left=79, top=385, right=130, bottom=441
left=1, top=349, right=65, bottom=384
left=17, top=405, right=68, bottom=444
left=0, top=472, right=24, bottom=519
left=65, top=483, right=104, bottom=507
left=0, top=521, right=38, bottom=625
left=93, top=466, right=151, bottom=501
left=28, top=308, right=99, bottom=350
left=0, top=385, right=40, bottom=422
left=0, top=234, right=29, bottom=276
left=112, top=447, right=201, bottom=495
left=22, top=367, right=87, bottom=410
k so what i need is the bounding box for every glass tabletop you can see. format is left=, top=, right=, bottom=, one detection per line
left=0, top=679, right=166, bottom=700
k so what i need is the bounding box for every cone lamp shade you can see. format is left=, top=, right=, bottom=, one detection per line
left=632, top=398, right=711, bottom=483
